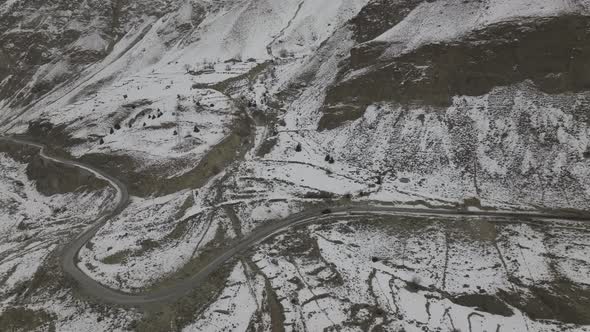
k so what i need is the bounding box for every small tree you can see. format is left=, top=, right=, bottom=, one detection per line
left=203, top=60, right=214, bottom=70
left=123, top=94, right=128, bottom=100
left=173, top=130, right=178, bottom=136
left=295, top=143, right=302, bottom=152
left=193, top=125, right=200, bottom=133
left=99, top=138, right=104, bottom=145
left=114, top=123, right=121, bottom=130
left=407, top=275, right=421, bottom=292
left=110, top=128, right=114, bottom=134
left=328, top=157, right=335, bottom=164
left=143, top=122, right=146, bottom=127
left=324, top=154, right=330, bottom=162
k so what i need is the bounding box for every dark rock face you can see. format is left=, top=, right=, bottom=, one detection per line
left=349, top=41, right=389, bottom=69
left=316, top=0, right=424, bottom=131
left=320, top=14, right=590, bottom=130
left=26, top=153, right=107, bottom=196
left=0, top=139, right=107, bottom=196
left=452, top=294, right=514, bottom=317
left=348, top=0, right=423, bottom=43
left=0, top=1, right=112, bottom=104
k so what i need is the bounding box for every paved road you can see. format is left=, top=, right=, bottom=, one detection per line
left=2, top=136, right=589, bottom=306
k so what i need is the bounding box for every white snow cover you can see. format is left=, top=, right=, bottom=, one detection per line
left=375, top=0, right=590, bottom=57
left=72, top=31, right=109, bottom=52
left=1, top=0, right=590, bottom=330
left=182, top=263, right=265, bottom=332
left=251, top=216, right=590, bottom=331
left=0, top=153, right=124, bottom=330
left=77, top=191, right=209, bottom=291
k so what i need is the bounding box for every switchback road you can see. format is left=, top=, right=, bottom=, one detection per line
left=1, top=136, right=588, bottom=306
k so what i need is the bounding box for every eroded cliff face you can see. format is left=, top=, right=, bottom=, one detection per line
left=348, top=0, right=424, bottom=43
left=0, top=140, right=108, bottom=195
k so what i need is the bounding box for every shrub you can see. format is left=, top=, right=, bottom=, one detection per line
left=407, top=275, right=421, bottom=292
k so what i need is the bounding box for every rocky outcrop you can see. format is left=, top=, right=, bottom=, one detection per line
left=348, top=0, right=423, bottom=43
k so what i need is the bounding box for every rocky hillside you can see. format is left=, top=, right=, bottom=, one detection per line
left=322, top=0, right=590, bottom=128
left=281, top=0, right=590, bottom=210
left=1, top=1, right=590, bottom=331
left=0, top=0, right=200, bottom=106
left=0, top=0, right=589, bottom=220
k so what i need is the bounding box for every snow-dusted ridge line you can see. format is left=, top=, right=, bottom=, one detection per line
left=2, top=135, right=590, bottom=307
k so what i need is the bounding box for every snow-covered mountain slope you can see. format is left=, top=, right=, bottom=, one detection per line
left=2, top=0, right=590, bottom=331
left=375, top=0, right=590, bottom=56
left=0, top=0, right=368, bottom=196
left=322, top=0, right=590, bottom=125
left=0, top=0, right=193, bottom=106
left=270, top=0, right=590, bottom=210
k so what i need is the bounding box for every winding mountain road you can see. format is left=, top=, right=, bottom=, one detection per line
left=1, top=136, right=589, bottom=307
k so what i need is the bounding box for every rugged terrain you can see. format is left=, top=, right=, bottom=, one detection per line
left=1, top=0, right=590, bottom=331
